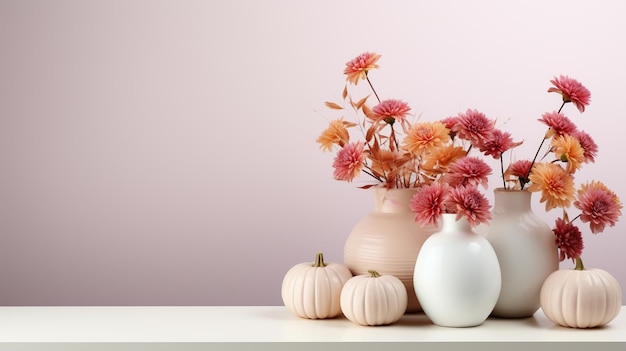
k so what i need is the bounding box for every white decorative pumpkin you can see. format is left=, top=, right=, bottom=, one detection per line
left=540, top=266, right=622, bottom=328
left=281, top=252, right=353, bottom=319
left=340, top=270, right=407, bottom=326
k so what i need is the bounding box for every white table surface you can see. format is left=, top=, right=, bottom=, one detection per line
left=0, top=306, right=624, bottom=350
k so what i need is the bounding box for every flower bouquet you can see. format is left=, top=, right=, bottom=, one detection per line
left=317, top=52, right=511, bottom=312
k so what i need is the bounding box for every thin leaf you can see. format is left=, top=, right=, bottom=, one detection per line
left=354, top=95, right=370, bottom=110
left=342, top=85, right=348, bottom=100
left=358, top=184, right=378, bottom=189
left=365, top=126, right=376, bottom=142
left=362, top=104, right=376, bottom=120
left=325, top=101, right=343, bottom=110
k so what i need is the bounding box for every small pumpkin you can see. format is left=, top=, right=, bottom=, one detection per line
left=340, top=270, right=407, bottom=326
left=281, top=252, right=353, bottom=319
left=540, top=258, right=622, bottom=328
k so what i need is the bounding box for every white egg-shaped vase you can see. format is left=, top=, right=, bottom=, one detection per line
left=414, top=213, right=501, bottom=327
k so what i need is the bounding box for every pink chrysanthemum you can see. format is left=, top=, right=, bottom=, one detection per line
left=548, top=75, right=591, bottom=113
left=574, top=181, right=623, bottom=234
left=504, top=160, right=533, bottom=184
left=444, top=156, right=493, bottom=189
left=479, top=128, right=521, bottom=159
left=343, top=52, right=381, bottom=85
left=372, top=99, right=411, bottom=124
left=332, top=142, right=365, bottom=182
left=439, top=116, right=459, bottom=139
left=571, top=130, right=598, bottom=163
left=552, top=218, right=584, bottom=262
left=439, top=116, right=458, bottom=130
left=447, top=186, right=492, bottom=227
left=409, top=183, right=450, bottom=227
left=451, top=109, right=494, bottom=148
left=538, top=111, right=577, bottom=138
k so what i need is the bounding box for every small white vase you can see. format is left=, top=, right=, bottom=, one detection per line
left=481, top=188, right=559, bottom=318
left=344, top=186, right=438, bottom=313
left=413, top=213, right=501, bottom=327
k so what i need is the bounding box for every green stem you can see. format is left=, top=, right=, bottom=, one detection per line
left=313, top=252, right=327, bottom=267
left=368, top=270, right=381, bottom=278
left=575, top=257, right=585, bottom=271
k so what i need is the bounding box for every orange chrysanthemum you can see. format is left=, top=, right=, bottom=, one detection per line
left=551, top=134, right=585, bottom=174
left=402, top=121, right=451, bottom=154
left=527, top=162, right=576, bottom=211
left=344, top=52, right=381, bottom=85
left=421, top=145, right=466, bottom=174
left=316, top=118, right=355, bottom=152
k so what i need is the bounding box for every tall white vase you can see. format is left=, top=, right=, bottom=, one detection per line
left=413, top=213, right=501, bottom=327
left=344, top=186, right=437, bottom=313
left=482, top=188, right=559, bottom=318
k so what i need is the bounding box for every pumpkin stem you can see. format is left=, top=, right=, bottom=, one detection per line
left=368, top=270, right=381, bottom=278
left=313, top=252, right=327, bottom=268
left=574, top=257, right=585, bottom=271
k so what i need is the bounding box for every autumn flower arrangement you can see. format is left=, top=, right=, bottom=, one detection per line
left=497, top=75, right=623, bottom=270
left=316, top=52, right=517, bottom=227
left=317, top=52, right=623, bottom=260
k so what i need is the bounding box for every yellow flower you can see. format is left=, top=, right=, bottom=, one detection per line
left=552, top=134, right=585, bottom=174
left=527, top=162, right=576, bottom=211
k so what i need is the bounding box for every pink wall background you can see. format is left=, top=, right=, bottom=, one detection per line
left=1, top=0, right=625, bottom=305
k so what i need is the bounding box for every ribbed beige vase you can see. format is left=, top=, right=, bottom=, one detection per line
left=343, top=186, right=437, bottom=313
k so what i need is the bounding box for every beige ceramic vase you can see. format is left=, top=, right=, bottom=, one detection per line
left=343, top=186, right=437, bottom=312
left=480, top=188, right=559, bottom=318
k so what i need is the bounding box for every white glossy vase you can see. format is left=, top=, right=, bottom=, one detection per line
left=344, top=186, right=438, bottom=313
left=413, top=213, right=501, bottom=327
left=482, top=188, right=559, bottom=318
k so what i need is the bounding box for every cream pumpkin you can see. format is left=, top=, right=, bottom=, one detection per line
left=340, top=270, right=407, bottom=326
left=540, top=262, right=622, bottom=328
left=281, top=252, right=353, bottom=319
